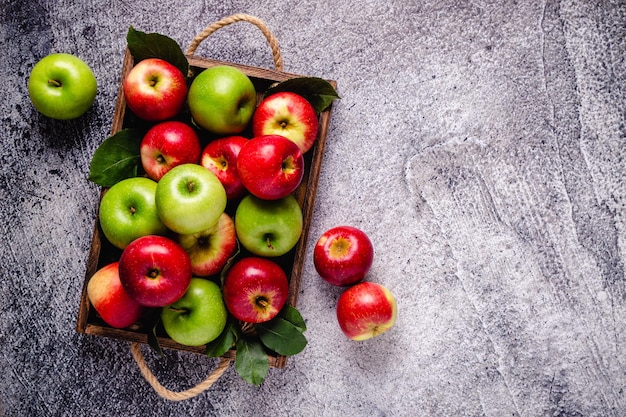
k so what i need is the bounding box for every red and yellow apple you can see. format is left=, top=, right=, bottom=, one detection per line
left=140, top=121, right=202, bottom=181
left=313, top=226, right=374, bottom=286
left=222, top=257, right=289, bottom=323
left=236, top=135, right=304, bottom=200
left=336, top=282, right=397, bottom=341
left=87, top=262, right=143, bottom=329
left=201, top=136, right=249, bottom=201
left=252, top=91, right=319, bottom=153
left=123, top=58, right=187, bottom=122
left=118, top=235, right=192, bottom=307
left=177, top=212, right=237, bottom=277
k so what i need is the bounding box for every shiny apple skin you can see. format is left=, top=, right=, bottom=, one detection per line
left=336, top=282, right=397, bottom=341
left=140, top=121, right=202, bottom=181
left=123, top=58, right=187, bottom=122
left=222, top=257, right=289, bottom=323
left=118, top=235, right=192, bottom=307
left=87, top=262, right=143, bottom=329
left=252, top=91, right=319, bottom=153
left=314, top=226, right=374, bottom=286
left=201, top=136, right=249, bottom=201
left=236, top=134, right=304, bottom=200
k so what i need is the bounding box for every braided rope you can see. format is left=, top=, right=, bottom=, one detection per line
left=186, top=13, right=283, bottom=71
left=130, top=342, right=231, bottom=401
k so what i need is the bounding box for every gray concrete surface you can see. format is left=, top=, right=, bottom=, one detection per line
left=1, top=0, right=625, bottom=416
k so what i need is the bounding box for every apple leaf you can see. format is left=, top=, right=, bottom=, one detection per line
left=88, top=128, right=143, bottom=187
left=256, top=317, right=308, bottom=356
left=264, top=77, right=340, bottom=113
left=280, top=305, right=307, bottom=332
left=126, top=26, right=189, bottom=77
left=235, top=336, right=269, bottom=386
left=205, top=319, right=236, bottom=358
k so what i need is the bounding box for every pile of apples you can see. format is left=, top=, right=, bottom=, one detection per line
left=313, top=226, right=397, bottom=341
left=27, top=25, right=398, bottom=386
left=87, top=55, right=321, bottom=348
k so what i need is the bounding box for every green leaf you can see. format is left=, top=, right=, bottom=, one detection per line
left=88, top=128, right=142, bottom=187
left=126, top=26, right=189, bottom=77
left=264, top=77, right=340, bottom=113
left=280, top=305, right=307, bottom=332
left=205, top=319, right=236, bottom=358
left=256, top=317, right=308, bottom=356
left=235, top=337, right=269, bottom=385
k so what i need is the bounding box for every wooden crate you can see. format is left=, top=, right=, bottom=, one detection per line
left=76, top=48, right=336, bottom=369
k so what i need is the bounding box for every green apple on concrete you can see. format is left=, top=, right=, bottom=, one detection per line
left=155, top=163, right=227, bottom=235
left=99, top=177, right=168, bottom=249
left=235, top=194, right=303, bottom=257
left=28, top=53, right=97, bottom=120
left=187, top=65, right=256, bottom=135
left=161, top=277, right=228, bottom=346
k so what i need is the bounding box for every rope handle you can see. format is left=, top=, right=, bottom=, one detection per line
left=186, top=13, right=284, bottom=71
left=130, top=342, right=231, bottom=401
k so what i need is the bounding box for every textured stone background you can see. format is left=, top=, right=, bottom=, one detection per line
left=1, top=0, right=625, bottom=416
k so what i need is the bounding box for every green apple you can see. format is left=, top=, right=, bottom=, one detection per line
left=99, top=177, right=168, bottom=249
left=235, top=194, right=303, bottom=257
left=187, top=65, right=256, bottom=135
left=155, top=163, right=227, bottom=235
left=161, top=277, right=228, bottom=346
left=28, top=53, right=97, bottom=120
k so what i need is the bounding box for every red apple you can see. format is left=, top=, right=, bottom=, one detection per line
left=313, top=226, right=374, bottom=286
left=236, top=135, right=304, bottom=200
left=177, top=212, right=237, bottom=277
left=252, top=91, right=319, bottom=153
left=222, top=257, right=289, bottom=323
left=336, top=282, right=397, bottom=341
left=140, top=121, right=202, bottom=181
left=123, top=58, right=187, bottom=122
left=118, top=235, right=192, bottom=307
left=201, top=136, right=249, bottom=200
left=87, top=262, right=143, bottom=329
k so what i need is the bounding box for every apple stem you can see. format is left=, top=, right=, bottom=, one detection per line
left=168, top=306, right=188, bottom=314
left=266, top=236, right=274, bottom=250
left=187, top=181, right=196, bottom=193
left=256, top=297, right=269, bottom=308
left=48, top=79, right=62, bottom=88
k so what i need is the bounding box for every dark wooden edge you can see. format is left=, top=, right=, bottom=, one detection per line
left=76, top=48, right=337, bottom=370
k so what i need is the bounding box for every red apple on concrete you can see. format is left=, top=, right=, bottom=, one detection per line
left=177, top=212, right=237, bottom=277
left=313, top=226, right=374, bottom=286
left=222, top=257, right=289, bottom=323
left=87, top=262, right=143, bottom=329
left=123, top=58, right=187, bottom=122
left=252, top=91, right=319, bottom=153
left=236, top=135, right=304, bottom=200
left=118, top=235, right=192, bottom=307
left=201, top=136, right=249, bottom=200
left=140, top=121, right=202, bottom=181
left=336, top=282, right=397, bottom=341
